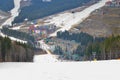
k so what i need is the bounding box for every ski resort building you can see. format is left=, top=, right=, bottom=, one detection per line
left=29, top=24, right=57, bottom=40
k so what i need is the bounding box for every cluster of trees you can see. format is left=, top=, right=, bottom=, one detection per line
left=85, top=35, right=120, bottom=60
left=55, top=31, right=120, bottom=61
left=54, top=46, right=63, bottom=55
left=0, top=36, right=34, bottom=62
left=55, top=31, right=105, bottom=61
left=1, top=27, right=35, bottom=46
left=0, top=0, right=14, bottom=12
left=57, top=31, right=104, bottom=45
left=54, top=45, right=85, bottom=61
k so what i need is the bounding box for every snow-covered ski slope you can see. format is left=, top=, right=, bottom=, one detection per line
left=47, top=0, right=111, bottom=37
left=0, top=60, right=120, bottom=80
left=1, top=0, right=21, bottom=26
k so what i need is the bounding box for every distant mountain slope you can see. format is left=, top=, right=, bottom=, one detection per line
left=13, top=0, right=92, bottom=23
left=0, top=10, right=10, bottom=26
left=76, top=7, right=120, bottom=37
left=0, top=0, right=14, bottom=12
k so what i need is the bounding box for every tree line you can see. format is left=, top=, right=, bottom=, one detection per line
left=85, top=35, right=120, bottom=60
left=55, top=31, right=120, bottom=61
left=57, top=30, right=105, bottom=45
left=0, top=36, right=34, bottom=62
left=1, top=27, right=35, bottom=47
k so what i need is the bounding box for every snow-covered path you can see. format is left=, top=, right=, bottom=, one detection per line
left=34, top=40, right=59, bottom=63
left=46, top=0, right=111, bottom=37
left=34, top=54, right=59, bottom=63
left=0, top=60, right=120, bottom=80
left=1, top=0, right=21, bottom=27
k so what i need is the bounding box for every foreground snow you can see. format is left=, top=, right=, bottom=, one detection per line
left=45, top=0, right=111, bottom=37
left=0, top=60, right=120, bottom=80
left=34, top=54, right=59, bottom=63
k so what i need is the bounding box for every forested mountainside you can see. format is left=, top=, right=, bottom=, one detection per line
left=0, top=36, right=34, bottom=62
left=54, top=31, right=120, bottom=61
left=13, top=0, right=92, bottom=23
left=0, top=0, right=14, bottom=12
left=76, top=7, right=120, bottom=37
left=85, top=35, right=120, bottom=60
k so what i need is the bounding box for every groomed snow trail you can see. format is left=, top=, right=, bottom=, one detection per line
left=34, top=40, right=59, bottom=63
left=1, top=0, right=21, bottom=27
left=46, top=0, right=111, bottom=37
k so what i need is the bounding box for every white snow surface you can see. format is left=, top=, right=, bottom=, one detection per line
left=10, top=25, right=22, bottom=30
left=1, top=0, right=21, bottom=26
left=0, top=60, right=120, bottom=80
left=0, top=15, right=5, bottom=19
left=38, top=40, right=50, bottom=50
left=46, top=0, right=111, bottom=37
left=34, top=54, right=59, bottom=63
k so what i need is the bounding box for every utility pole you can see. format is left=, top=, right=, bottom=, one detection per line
left=103, top=42, right=106, bottom=60
left=92, top=52, right=96, bottom=60
left=92, top=34, right=96, bottom=60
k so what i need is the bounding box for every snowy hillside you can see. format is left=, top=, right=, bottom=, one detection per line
left=1, top=0, right=21, bottom=26
left=0, top=60, right=120, bottom=80
left=45, top=0, right=112, bottom=37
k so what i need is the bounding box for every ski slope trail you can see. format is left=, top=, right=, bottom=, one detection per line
left=1, top=0, right=21, bottom=27
left=47, top=0, right=111, bottom=37
left=34, top=40, right=59, bottom=63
